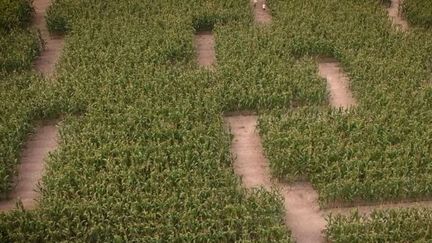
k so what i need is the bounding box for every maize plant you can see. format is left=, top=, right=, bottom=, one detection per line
left=1, top=0, right=432, bottom=241
left=402, top=0, right=432, bottom=29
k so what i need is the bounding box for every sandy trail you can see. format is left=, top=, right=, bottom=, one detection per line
left=0, top=121, right=58, bottom=211
left=32, top=0, right=65, bottom=76
left=251, top=0, right=272, bottom=24
left=194, top=31, right=215, bottom=70
left=224, top=115, right=271, bottom=189
left=318, top=57, right=357, bottom=109
left=225, top=115, right=326, bottom=243
left=282, top=182, right=326, bottom=243
left=387, top=0, right=408, bottom=31
left=225, top=114, right=432, bottom=241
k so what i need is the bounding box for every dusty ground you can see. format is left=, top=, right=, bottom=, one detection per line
left=7, top=0, right=419, bottom=238
left=318, top=57, right=357, bottom=109
left=225, top=113, right=432, bottom=242
left=224, top=115, right=271, bottom=189
left=387, top=0, right=409, bottom=31
left=225, top=115, right=326, bottom=243
left=281, top=182, right=326, bottom=243
left=32, top=0, right=65, bottom=76
left=194, top=31, right=216, bottom=69
left=251, top=0, right=272, bottom=24
left=0, top=121, right=58, bottom=211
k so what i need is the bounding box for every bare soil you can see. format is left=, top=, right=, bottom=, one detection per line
left=387, top=0, right=409, bottom=31
left=32, top=0, right=65, bottom=76
left=225, top=114, right=432, bottom=241
left=225, top=115, right=326, bottom=242
left=194, top=31, right=216, bottom=70
left=225, top=57, right=428, bottom=240
left=0, top=121, right=59, bottom=211
left=281, top=182, right=326, bottom=243
left=318, top=57, right=357, bottom=109
left=224, top=115, right=271, bottom=189
left=251, top=0, right=272, bottom=24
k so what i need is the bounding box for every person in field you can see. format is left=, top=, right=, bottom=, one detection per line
left=253, top=0, right=258, bottom=7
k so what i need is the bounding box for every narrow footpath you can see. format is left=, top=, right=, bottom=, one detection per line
left=224, top=0, right=427, bottom=242
left=0, top=121, right=58, bottom=211
left=194, top=31, right=216, bottom=69
left=0, top=0, right=63, bottom=211
left=387, top=0, right=409, bottom=31
left=318, top=57, right=357, bottom=109
left=251, top=0, right=272, bottom=24
left=225, top=115, right=327, bottom=242
left=32, top=0, right=65, bottom=76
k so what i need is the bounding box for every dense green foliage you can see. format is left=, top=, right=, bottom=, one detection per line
left=0, top=0, right=40, bottom=72
left=402, top=0, right=432, bottom=28
left=0, top=0, right=33, bottom=30
left=45, top=0, right=71, bottom=33
left=379, top=0, right=391, bottom=8
left=260, top=0, right=432, bottom=206
left=0, top=0, right=293, bottom=241
left=0, top=29, right=41, bottom=72
left=1, top=0, right=432, bottom=241
left=326, top=208, right=432, bottom=242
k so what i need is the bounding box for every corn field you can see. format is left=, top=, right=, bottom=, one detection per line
left=0, top=0, right=432, bottom=241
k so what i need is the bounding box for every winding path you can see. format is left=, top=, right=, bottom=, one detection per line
left=0, top=0, right=63, bottom=213
left=318, top=57, right=357, bottom=109
left=0, top=121, right=59, bottom=211
left=225, top=115, right=326, bottom=242
left=225, top=114, right=432, bottom=242
left=387, top=0, right=409, bottom=31
left=32, top=0, right=65, bottom=76
left=251, top=0, right=272, bottom=24
left=224, top=53, right=432, bottom=242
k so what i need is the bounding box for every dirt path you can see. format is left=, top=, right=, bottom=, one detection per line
left=387, top=0, right=408, bottom=31
left=251, top=0, right=272, bottom=24
left=282, top=182, right=326, bottom=243
left=225, top=115, right=326, bottom=242
left=318, top=57, right=357, bottom=109
left=32, top=0, right=65, bottom=76
left=194, top=31, right=215, bottom=70
left=0, top=121, right=59, bottom=211
left=224, top=115, right=271, bottom=189
left=225, top=114, right=432, bottom=241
